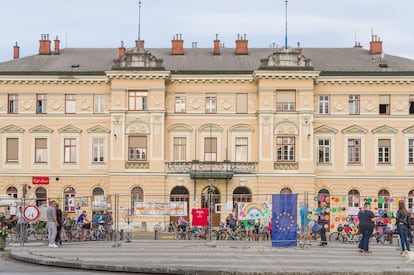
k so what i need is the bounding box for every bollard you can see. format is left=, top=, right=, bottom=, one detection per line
left=154, top=229, right=159, bottom=240
left=120, top=229, right=124, bottom=241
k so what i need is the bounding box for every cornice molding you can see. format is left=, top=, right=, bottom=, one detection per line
left=0, top=76, right=108, bottom=85
left=106, top=71, right=170, bottom=80
left=316, top=76, right=414, bottom=85
left=254, top=71, right=320, bottom=80
left=169, top=74, right=254, bottom=84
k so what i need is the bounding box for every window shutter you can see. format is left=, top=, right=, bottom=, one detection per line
left=276, top=91, right=295, bottom=102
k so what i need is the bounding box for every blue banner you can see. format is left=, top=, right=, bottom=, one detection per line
left=271, top=194, right=298, bottom=247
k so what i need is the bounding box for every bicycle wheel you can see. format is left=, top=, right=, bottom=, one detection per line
left=378, top=233, right=387, bottom=244
left=219, top=231, right=229, bottom=240
left=186, top=231, right=195, bottom=240
left=329, top=232, right=344, bottom=242
left=211, top=229, right=218, bottom=240
left=259, top=232, right=269, bottom=241
left=35, top=228, right=46, bottom=241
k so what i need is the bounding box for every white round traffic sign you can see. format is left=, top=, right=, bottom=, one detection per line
left=23, top=205, right=40, bottom=222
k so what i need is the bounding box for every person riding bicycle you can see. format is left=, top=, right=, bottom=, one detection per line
left=77, top=210, right=90, bottom=229
left=177, top=216, right=189, bottom=232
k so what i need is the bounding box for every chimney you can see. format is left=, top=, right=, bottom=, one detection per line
left=119, top=41, right=126, bottom=58
left=54, top=36, right=60, bottom=55
left=214, top=34, right=220, bottom=55
left=370, top=34, right=382, bottom=54
left=135, top=40, right=145, bottom=49
left=235, top=34, right=248, bottom=55
left=39, top=34, right=51, bottom=55
left=171, top=34, right=184, bottom=55
left=13, top=42, right=19, bottom=60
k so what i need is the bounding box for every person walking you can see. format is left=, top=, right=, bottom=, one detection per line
left=47, top=200, right=59, bottom=248
left=55, top=204, right=63, bottom=245
left=14, top=206, right=27, bottom=241
left=396, top=201, right=411, bottom=256
left=318, top=202, right=328, bottom=246
left=357, top=202, right=375, bottom=253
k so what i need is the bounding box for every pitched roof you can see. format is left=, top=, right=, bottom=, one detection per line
left=0, top=47, right=414, bottom=75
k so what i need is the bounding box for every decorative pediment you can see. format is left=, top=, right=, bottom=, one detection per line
left=341, top=125, right=368, bottom=134
left=87, top=125, right=110, bottom=134
left=0, top=124, right=24, bottom=133
left=126, top=123, right=149, bottom=135
left=274, top=122, right=298, bottom=135
left=259, top=47, right=313, bottom=71
left=29, top=125, right=53, bottom=133
left=372, top=125, right=398, bottom=134
left=403, top=125, right=414, bottom=134
left=314, top=125, right=338, bottom=134
left=168, top=123, right=193, bottom=132
left=58, top=125, right=82, bottom=133
left=229, top=124, right=255, bottom=132
left=198, top=124, right=223, bottom=132
left=112, top=46, right=164, bottom=70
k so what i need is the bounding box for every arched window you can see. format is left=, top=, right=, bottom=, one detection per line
left=280, top=187, right=293, bottom=194
left=408, top=190, right=414, bottom=212
left=35, top=187, right=47, bottom=207
left=170, top=186, right=190, bottom=226
left=378, top=189, right=390, bottom=212
left=318, top=189, right=330, bottom=207
left=201, top=186, right=221, bottom=227
left=131, top=186, right=144, bottom=210
left=6, top=186, right=18, bottom=198
left=348, top=189, right=360, bottom=207
left=92, top=187, right=105, bottom=213
left=233, top=186, right=252, bottom=203
left=63, top=187, right=76, bottom=213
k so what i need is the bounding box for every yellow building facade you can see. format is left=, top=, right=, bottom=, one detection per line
left=1, top=34, right=414, bottom=228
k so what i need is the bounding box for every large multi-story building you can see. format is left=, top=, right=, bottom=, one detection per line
left=0, top=32, right=414, bottom=227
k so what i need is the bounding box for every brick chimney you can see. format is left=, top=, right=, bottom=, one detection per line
left=235, top=34, right=248, bottom=55
left=171, top=34, right=184, bottom=55
left=119, top=41, right=126, bottom=58
left=370, top=34, right=382, bottom=54
left=54, top=36, right=60, bottom=55
left=13, top=42, right=19, bottom=60
left=39, top=34, right=51, bottom=55
left=135, top=40, right=145, bottom=49
left=214, top=34, right=220, bottom=55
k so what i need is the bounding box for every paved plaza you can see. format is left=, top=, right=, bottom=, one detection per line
left=5, top=240, right=414, bottom=274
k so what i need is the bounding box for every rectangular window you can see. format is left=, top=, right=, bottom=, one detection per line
left=204, top=137, right=217, bottom=161
left=205, top=95, right=217, bottom=113
left=65, top=94, right=76, bottom=114
left=276, top=137, right=295, bottom=162
left=93, top=95, right=105, bottom=113
left=128, top=91, right=147, bottom=110
left=173, top=137, right=186, bottom=161
left=35, top=138, right=47, bottom=163
left=64, top=138, right=76, bottom=163
left=6, top=138, right=18, bottom=163
left=349, top=95, right=360, bottom=115
left=92, top=138, right=105, bottom=163
left=8, top=94, right=18, bottom=114
left=175, top=96, right=186, bottom=113
left=378, top=139, right=391, bottom=164
left=409, top=139, right=414, bottom=164
left=317, top=139, right=331, bottom=164
left=128, top=136, right=147, bottom=160
left=235, top=137, right=248, bottom=162
left=410, top=96, right=414, bottom=115
left=36, top=94, right=47, bottom=114
left=276, top=91, right=295, bottom=112
left=347, top=138, right=361, bottom=164
left=379, top=95, right=390, bottom=115
left=236, top=93, right=248, bottom=114
left=318, top=95, right=329, bottom=114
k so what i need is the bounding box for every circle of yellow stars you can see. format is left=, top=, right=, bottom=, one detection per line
left=275, top=211, right=295, bottom=231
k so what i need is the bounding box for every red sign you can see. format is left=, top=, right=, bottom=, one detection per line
left=32, top=176, right=49, bottom=184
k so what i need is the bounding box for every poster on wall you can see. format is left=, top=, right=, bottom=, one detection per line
left=237, top=202, right=270, bottom=220
left=134, top=201, right=187, bottom=216
left=92, top=195, right=107, bottom=211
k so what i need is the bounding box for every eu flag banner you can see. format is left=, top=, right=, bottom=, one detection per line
left=272, top=194, right=298, bottom=247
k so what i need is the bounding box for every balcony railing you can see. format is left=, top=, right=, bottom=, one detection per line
left=125, top=161, right=150, bottom=169
left=273, top=162, right=298, bottom=170
left=165, top=161, right=257, bottom=174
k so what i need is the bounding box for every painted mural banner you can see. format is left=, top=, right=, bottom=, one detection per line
left=134, top=202, right=187, bottom=216
left=237, top=202, right=270, bottom=220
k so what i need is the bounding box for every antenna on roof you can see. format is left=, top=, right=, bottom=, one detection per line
left=284, top=0, right=288, bottom=49
left=137, top=0, right=142, bottom=49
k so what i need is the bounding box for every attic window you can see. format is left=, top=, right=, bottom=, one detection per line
left=71, top=64, right=80, bottom=68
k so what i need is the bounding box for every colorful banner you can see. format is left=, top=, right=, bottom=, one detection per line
left=237, top=202, right=269, bottom=221
left=272, top=194, right=297, bottom=247
left=134, top=202, right=187, bottom=216
left=32, top=176, right=49, bottom=184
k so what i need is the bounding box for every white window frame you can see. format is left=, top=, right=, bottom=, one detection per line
left=375, top=135, right=394, bottom=171
left=60, top=134, right=80, bottom=169
left=205, top=95, right=217, bottom=114
left=172, top=136, right=187, bottom=162
left=8, top=94, right=18, bottom=114
left=36, top=94, right=47, bottom=114
left=65, top=94, right=76, bottom=114
left=318, top=95, right=329, bottom=114
left=175, top=96, right=186, bottom=113
left=201, top=133, right=221, bottom=162
left=91, top=137, right=106, bottom=164
left=348, top=95, right=360, bottom=115
left=32, top=135, right=51, bottom=169
left=344, top=134, right=365, bottom=171
left=317, top=138, right=331, bottom=164
left=2, top=134, right=22, bottom=169
left=93, top=94, right=105, bottom=113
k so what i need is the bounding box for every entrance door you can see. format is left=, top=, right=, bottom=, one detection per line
left=201, top=186, right=220, bottom=227
left=170, top=186, right=189, bottom=229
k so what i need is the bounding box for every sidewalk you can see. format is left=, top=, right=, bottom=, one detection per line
left=7, top=240, right=414, bottom=274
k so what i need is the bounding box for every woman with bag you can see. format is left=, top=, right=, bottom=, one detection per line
left=396, top=201, right=411, bottom=256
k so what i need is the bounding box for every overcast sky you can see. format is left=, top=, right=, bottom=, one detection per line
left=1, top=0, right=414, bottom=62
